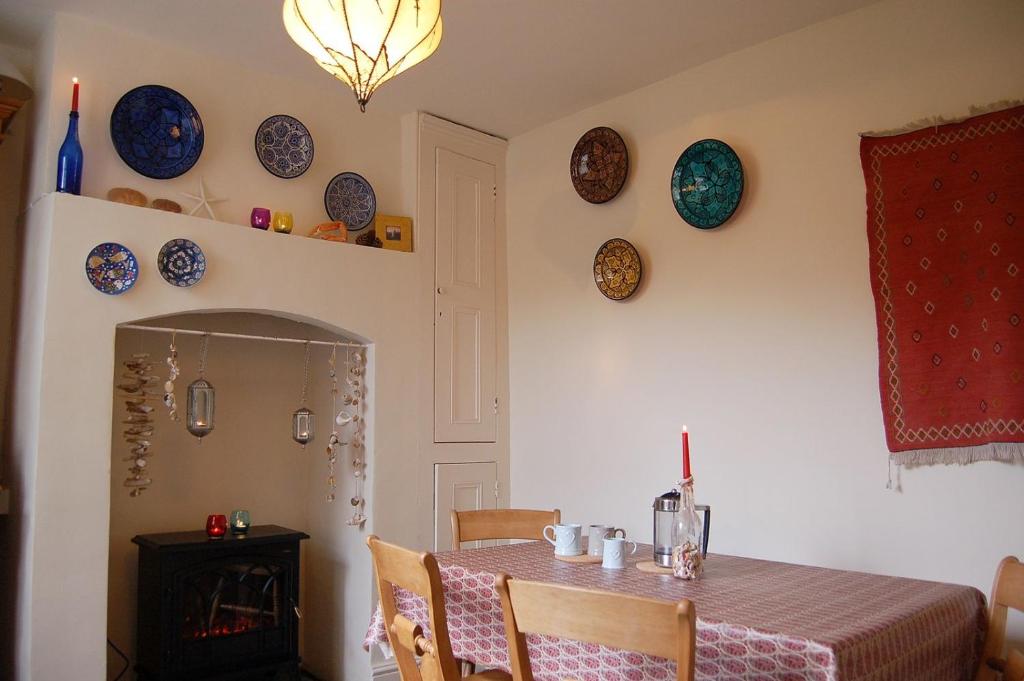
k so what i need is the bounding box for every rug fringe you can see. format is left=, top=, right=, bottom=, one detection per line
left=859, top=99, right=1024, bottom=137
left=893, top=442, right=1024, bottom=467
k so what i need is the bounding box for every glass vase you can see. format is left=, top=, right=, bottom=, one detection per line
left=671, top=479, right=704, bottom=580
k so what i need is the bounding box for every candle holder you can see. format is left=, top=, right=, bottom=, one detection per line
left=250, top=207, right=271, bottom=230
left=205, top=514, right=227, bottom=540
left=229, top=509, right=251, bottom=535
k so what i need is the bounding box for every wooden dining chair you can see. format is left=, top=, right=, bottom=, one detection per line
left=975, top=556, right=1024, bottom=681
left=1005, top=650, right=1024, bottom=681
left=366, top=535, right=511, bottom=681
left=495, top=574, right=696, bottom=681
left=450, top=508, right=560, bottom=550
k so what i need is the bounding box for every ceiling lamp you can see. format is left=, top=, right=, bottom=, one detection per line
left=282, top=0, right=443, bottom=112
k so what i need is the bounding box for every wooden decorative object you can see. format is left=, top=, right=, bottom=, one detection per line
left=976, top=556, right=1024, bottom=681
left=107, top=187, right=148, bottom=207
left=635, top=560, right=675, bottom=575
left=355, top=229, right=382, bottom=248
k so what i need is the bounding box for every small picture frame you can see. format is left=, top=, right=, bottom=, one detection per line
left=375, top=215, right=413, bottom=252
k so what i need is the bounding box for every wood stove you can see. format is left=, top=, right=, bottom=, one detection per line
left=132, top=525, right=309, bottom=681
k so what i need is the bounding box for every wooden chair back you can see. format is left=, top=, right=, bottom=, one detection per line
left=367, top=535, right=460, bottom=681
left=976, top=556, right=1024, bottom=681
left=450, top=508, right=560, bottom=550
left=495, top=574, right=696, bottom=681
left=1006, top=650, right=1024, bottom=681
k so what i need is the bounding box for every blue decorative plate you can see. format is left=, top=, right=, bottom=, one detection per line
left=324, top=172, right=376, bottom=231
left=110, top=85, right=204, bottom=179
left=255, top=114, right=314, bottom=179
left=157, top=238, right=206, bottom=287
left=670, top=139, right=744, bottom=229
left=85, top=243, right=139, bottom=295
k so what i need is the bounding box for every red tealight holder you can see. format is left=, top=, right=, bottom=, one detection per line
left=206, top=514, right=228, bottom=540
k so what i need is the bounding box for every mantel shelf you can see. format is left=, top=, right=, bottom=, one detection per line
left=49, top=192, right=411, bottom=255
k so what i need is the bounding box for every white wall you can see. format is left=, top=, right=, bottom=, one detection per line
left=506, top=0, right=1024, bottom=637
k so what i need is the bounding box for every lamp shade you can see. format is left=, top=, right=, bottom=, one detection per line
left=282, top=0, right=442, bottom=111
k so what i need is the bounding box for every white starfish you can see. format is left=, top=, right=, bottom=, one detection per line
left=180, top=177, right=225, bottom=220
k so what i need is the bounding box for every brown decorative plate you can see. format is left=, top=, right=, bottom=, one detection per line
left=570, top=127, right=628, bottom=203
left=593, top=238, right=642, bottom=300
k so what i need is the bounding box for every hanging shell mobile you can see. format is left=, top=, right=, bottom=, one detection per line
left=118, top=353, right=159, bottom=496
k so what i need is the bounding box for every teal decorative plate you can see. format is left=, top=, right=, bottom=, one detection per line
left=670, top=139, right=743, bottom=229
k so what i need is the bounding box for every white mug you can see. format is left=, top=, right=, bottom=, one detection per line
left=543, top=523, right=583, bottom=556
left=587, top=525, right=626, bottom=556
left=601, top=537, right=638, bottom=569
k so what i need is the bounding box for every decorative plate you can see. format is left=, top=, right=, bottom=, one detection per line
left=254, top=114, right=314, bottom=179
left=593, top=238, right=642, bottom=301
left=670, top=139, right=743, bottom=229
left=86, top=242, right=139, bottom=295
left=157, top=238, right=206, bottom=287
left=324, top=172, right=376, bottom=231
left=110, top=85, right=204, bottom=179
left=570, top=127, right=628, bottom=203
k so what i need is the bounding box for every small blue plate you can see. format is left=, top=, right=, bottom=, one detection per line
left=86, top=243, right=138, bottom=295
left=324, top=172, right=376, bottom=231
left=255, top=114, right=314, bottom=179
left=157, top=238, right=206, bottom=287
left=110, top=85, right=204, bottom=179
left=670, top=139, right=744, bottom=229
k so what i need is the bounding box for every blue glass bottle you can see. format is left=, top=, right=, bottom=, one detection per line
left=56, top=111, right=83, bottom=194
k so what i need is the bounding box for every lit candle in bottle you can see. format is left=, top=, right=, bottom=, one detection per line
left=71, top=77, right=79, bottom=112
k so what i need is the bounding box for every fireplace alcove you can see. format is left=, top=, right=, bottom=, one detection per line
left=11, top=193, right=424, bottom=680
left=109, top=310, right=362, bottom=680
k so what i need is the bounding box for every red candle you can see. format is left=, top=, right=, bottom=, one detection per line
left=206, top=514, right=227, bottom=539
left=71, top=77, right=79, bottom=113
left=681, top=426, right=691, bottom=479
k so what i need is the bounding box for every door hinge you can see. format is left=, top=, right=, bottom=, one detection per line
left=493, top=185, right=497, bottom=198
left=493, top=397, right=498, bottom=414
left=494, top=480, right=500, bottom=499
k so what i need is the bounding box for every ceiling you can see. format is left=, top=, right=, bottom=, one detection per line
left=0, top=0, right=878, bottom=138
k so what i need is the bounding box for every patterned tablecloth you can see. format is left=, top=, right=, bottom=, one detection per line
left=364, top=541, right=985, bottom=681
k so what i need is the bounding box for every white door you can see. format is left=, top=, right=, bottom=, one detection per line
left=434, top=148, right=497, bottom=443
left=434, top=461, right=498, bottom=551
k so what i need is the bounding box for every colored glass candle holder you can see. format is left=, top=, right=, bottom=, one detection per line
left=206, top=513, right=228, bottom=540
left=229, top=509, right=251, bottom=535
left=250, top=207, right=271, bottom=230
left=272, top=211, right=294, bottom=234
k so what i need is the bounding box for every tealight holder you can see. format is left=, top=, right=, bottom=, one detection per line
left=229, top=509, right=251, bottom=535
left=206, top=513, right=227, bottom=540
left=250, top=207, right=271, bottom=230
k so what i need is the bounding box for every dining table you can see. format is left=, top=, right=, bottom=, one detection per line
left=364, top=541, right=986, bottom=681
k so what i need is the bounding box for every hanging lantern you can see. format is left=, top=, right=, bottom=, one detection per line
left=292, top=406, right=316, bottom=447
left=282, top=0, right=443, bottom=112
left=186, top=378, right=215, bottom=439
left=186, top=334, right=214, bottom=440
left=292, top=342, right=315, bottom=447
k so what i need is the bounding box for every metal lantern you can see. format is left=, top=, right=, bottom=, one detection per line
left=292, top=406, right=315, bottom=447
left=653, top=489, right=680, bottom=567
left=186, top=378, right=215, bottom=439
left=292, top=342, right=315, bottom=448
left=186, top=334, right=214, bottom=440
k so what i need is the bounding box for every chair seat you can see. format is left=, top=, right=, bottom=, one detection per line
left=466, top=670, right=512, bottom=681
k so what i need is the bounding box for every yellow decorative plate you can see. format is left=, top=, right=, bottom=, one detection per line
left=593, top=238, right=642, bottom=300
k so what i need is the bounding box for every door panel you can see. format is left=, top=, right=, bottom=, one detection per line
left=434, top=148, right=497, bottom=443
left=434, top=462, right=498, bottom=551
